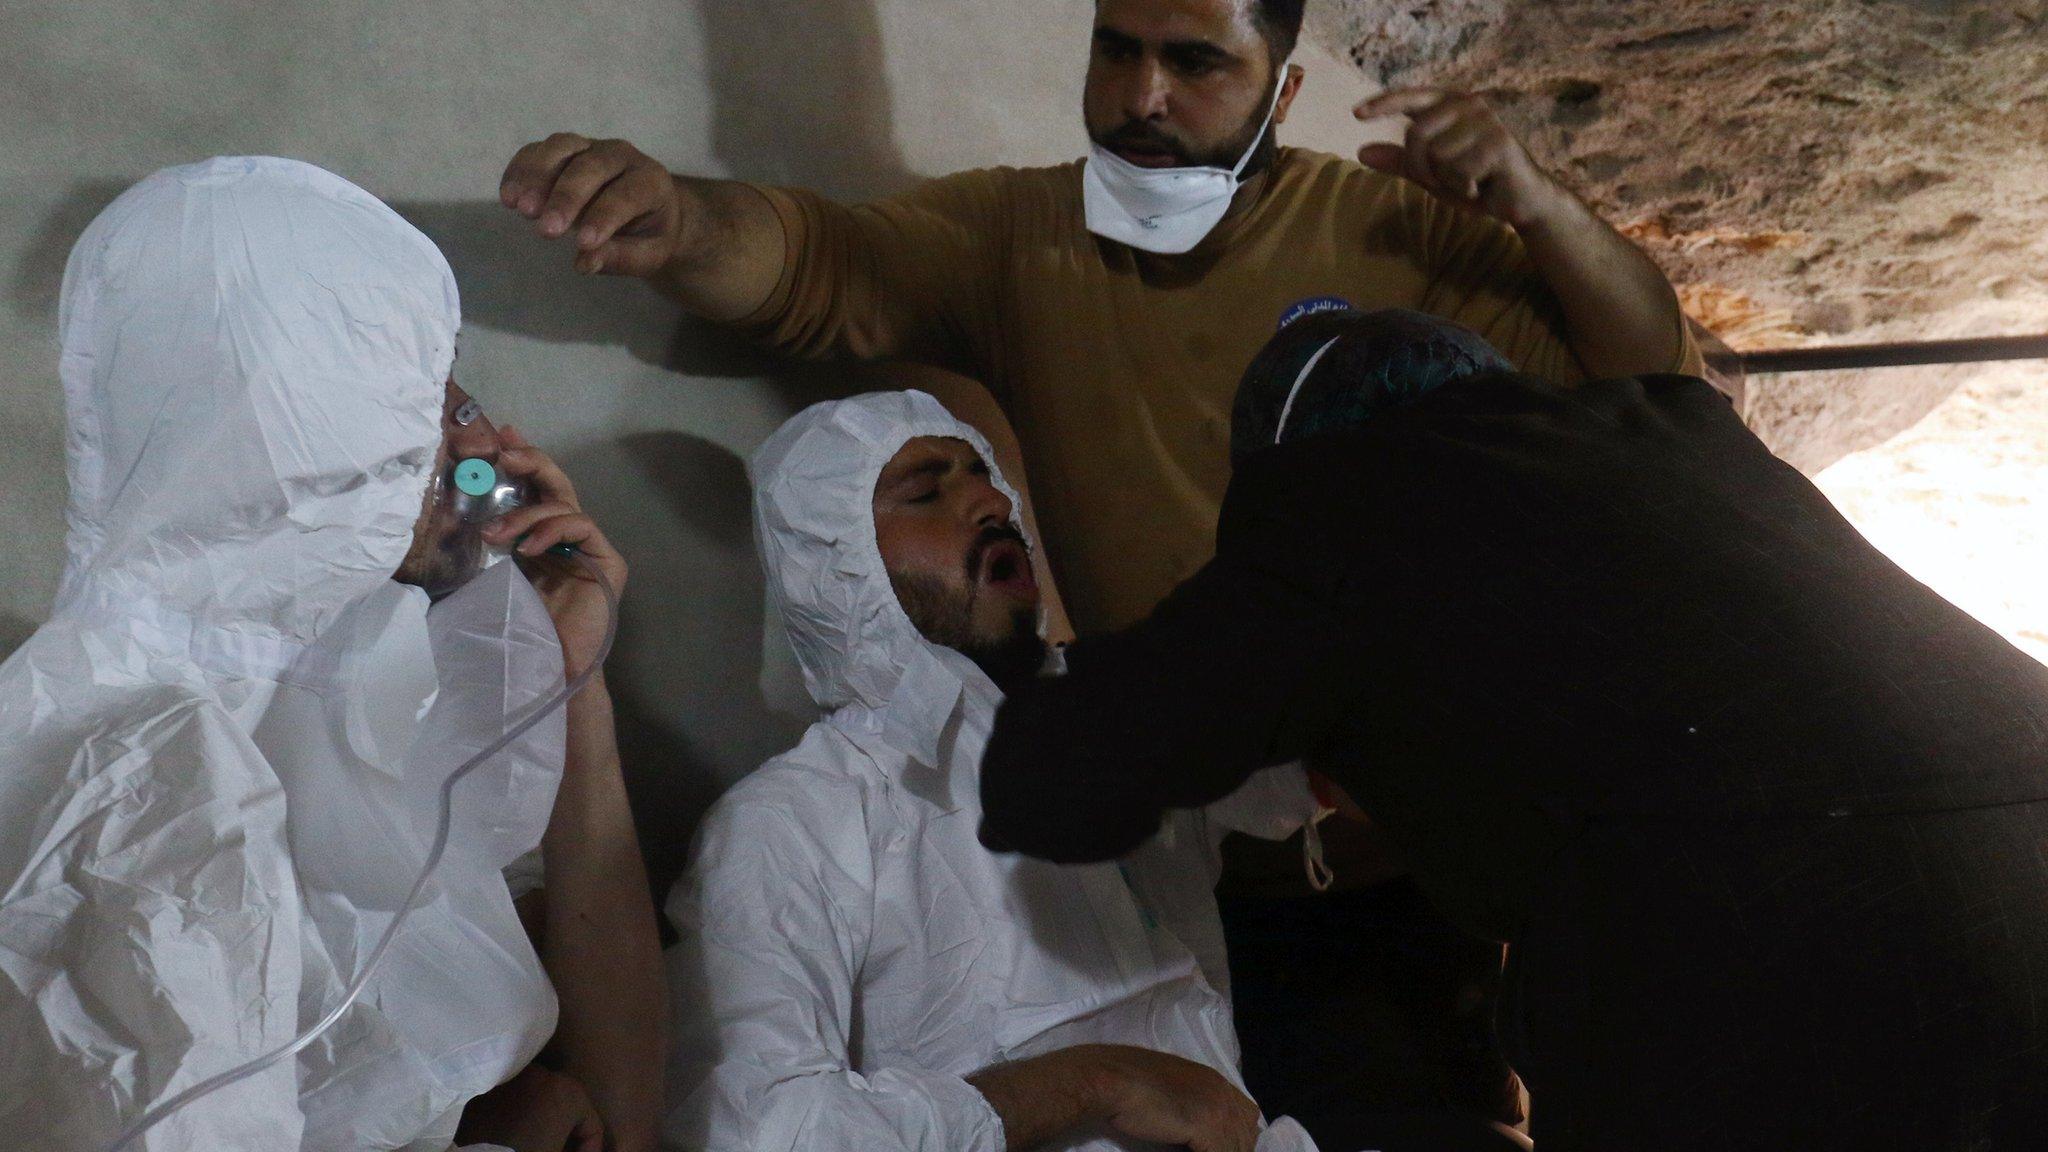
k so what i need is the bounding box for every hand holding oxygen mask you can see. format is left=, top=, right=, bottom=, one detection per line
left=413, top=390, right=625, bottom=676
left=483, top=424, right=629, bottom=682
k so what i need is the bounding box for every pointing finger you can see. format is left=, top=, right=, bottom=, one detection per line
left=1406, top=97, right=1472, bottom=144
left=1354, top=86, right=1450, bottom=120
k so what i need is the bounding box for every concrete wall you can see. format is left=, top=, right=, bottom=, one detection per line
left=0, top=0, right=1378, bottom=897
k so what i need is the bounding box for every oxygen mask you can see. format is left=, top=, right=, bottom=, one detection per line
left=416, top=396, right=528, bottom=599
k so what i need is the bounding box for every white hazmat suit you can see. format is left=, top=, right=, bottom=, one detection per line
left=0, top=157, right=564, bottom=1151
left=664, top=391, right=1322, bottom=1152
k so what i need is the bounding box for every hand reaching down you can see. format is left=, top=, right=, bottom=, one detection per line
left=454, top=1063, right=605, bottom=1152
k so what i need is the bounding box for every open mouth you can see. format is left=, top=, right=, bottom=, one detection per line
left=1112, top=144, right=1185, bottom=169
left=978, top=538, right=1039, bottom=601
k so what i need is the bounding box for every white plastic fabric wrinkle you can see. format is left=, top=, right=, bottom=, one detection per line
left=0, top=156, right=564, bottom=1152
left=261, top=561, right=569, bottom=1152
left=666, top=391, right=1322, bottom=1152
left=405, top=560, right=568, bottom=868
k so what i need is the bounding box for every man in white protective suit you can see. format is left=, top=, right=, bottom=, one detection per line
left=0, top=157, right=663, bottom=1152
left=664, top=389, right=1330, bottom=1152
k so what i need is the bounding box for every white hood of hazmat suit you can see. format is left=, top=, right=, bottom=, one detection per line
left=0, top=157, right=563, bottom=1152
left=663, top=391, right=1319, bottom=1152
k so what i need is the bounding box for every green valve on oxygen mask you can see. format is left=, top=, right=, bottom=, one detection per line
left=453, top=458, right=497, bottom=497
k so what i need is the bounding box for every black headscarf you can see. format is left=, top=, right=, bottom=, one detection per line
left=1230, top=308, right=1513, bottom=464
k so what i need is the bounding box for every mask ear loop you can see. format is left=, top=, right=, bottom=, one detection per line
left=1301, top=810, right=1337, bottom=892
left=1228, top=60, right=1294, bottom=180
left=1274, top=335, right=1343, bottom=445
left=106, top=550, right=619, bottom=1152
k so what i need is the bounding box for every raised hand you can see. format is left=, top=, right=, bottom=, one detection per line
left=483, top=424, right=628, bottom=681
left=500, top=134, right=686, bottom=278
left=1354, top=88, right=1565, bottom=231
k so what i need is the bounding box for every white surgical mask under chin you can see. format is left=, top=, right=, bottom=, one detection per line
left=1081, top=64, right=1290, bottom=255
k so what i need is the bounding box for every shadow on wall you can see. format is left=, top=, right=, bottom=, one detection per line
left=4, top=180, right=785, bottom=390
left=395, top=0, right=924, bottom=373
left=7, top=0, right=924, bottom=337
left=559, top=431, right=808, bottom=930
left=696, top=1, right=990, bottom=421
left=0, top=614, right=38, bottom=665
left=697, top=0, right=918, bottom=203
left=389, top=199, right=923, bottom=413
left=13, top=183, right=824, bottom=392
left=389, top=199, right=785, bottom=377
left=8, top=179, right=130, bottom=324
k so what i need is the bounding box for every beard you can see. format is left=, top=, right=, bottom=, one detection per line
left=392, top=507, right=470, bottom=597
left=1089, top=90, right=1279, bottom=173
left=889, top=527, right=1048, bottom=689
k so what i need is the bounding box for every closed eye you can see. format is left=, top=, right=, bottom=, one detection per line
left=1163, top=40, right=1233, bottom=78
left=1093, top=27, right=1143, bottom=64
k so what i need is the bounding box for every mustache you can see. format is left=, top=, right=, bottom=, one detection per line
left=1093, top=121, right=1196, bottom=165
left=965, top=524, right=1030, bottom=583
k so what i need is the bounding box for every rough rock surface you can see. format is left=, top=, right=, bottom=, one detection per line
left=1314, top=0, right=2048, bottom=472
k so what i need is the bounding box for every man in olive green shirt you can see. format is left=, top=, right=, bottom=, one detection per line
left=501, top=0, right=1697, bottom=636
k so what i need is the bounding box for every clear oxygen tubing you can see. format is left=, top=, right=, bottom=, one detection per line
left=106, top=549, right=620, bottom=1152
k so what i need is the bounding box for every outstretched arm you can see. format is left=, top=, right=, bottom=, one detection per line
left=670, top=788, right=1263, bottom=1152
left=498, top=134, right=1005, bottom=369
left=980, top=490, right=1352, bottom=863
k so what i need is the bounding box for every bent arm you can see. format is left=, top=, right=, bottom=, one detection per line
left=1514, top=179, right=1694, bottom=380
left=1356, top=91, right=1696, bottom=383
left=967, top=1050, right=1110, bottom=1150
left=981, top=501, right=1350, bottom=863
left=665, top=797, right=1005, bottom=1152
left=970, top=1044, right=1266, bottom=1152
left=1401, top=179, right=1700, bottom=385
left=499, top=136, right=999, bottom=362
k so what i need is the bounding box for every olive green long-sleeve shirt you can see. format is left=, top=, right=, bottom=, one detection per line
left=743, top=147, right=1701, bottom=632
